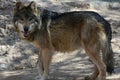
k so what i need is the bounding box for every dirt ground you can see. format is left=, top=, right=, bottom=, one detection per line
left=0, top=51, right=120, bottom=80
left=0, top=0, right=120, bottom=80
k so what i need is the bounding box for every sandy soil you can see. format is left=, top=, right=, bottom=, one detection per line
left=0, top=51, right=120, bottom=80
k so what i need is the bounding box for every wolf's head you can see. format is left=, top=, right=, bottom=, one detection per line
left=13, top=1, right=41, bottom=39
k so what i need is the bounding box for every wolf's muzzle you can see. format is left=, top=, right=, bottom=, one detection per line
left=24, top=27, right=29, bottom=33
left=23, top=27, right=30, bottom=37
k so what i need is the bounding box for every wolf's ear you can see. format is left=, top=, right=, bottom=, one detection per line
left=14, top=2, right=24, bottom=14
left=28, top=1, right=38, bottom=15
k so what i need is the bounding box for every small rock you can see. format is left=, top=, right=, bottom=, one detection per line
left=0, top=63, right=8, bottom=70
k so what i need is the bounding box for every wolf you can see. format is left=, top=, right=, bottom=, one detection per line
left=13, top=1, right=114, bottom=80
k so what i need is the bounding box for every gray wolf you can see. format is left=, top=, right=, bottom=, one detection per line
left=13, top=1, right=114, bottom=80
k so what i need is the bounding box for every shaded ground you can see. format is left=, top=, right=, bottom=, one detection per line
left=0, top=51, right=120, bottom=80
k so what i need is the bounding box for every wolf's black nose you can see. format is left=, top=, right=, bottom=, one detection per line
left=24, top=27, right=28, bottom=32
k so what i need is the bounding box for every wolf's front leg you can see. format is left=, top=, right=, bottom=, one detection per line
left=35, top=71, right=47, bottom=80
left=35, top=49, right=53, bottom=80
left=35, top=56, right=46, bottom=80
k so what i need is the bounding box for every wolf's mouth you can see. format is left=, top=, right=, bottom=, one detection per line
left=24, top=32, right=30, bottom=37
left=22, top=31, right=30, bottom=37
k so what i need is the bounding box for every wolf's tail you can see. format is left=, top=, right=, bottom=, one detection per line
left=102, top=37, right=114, bottom=74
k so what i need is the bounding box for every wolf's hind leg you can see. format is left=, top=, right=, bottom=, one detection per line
left=85, top=64, right=99, bottom=80
left=82, top=42, right=106, bottom=80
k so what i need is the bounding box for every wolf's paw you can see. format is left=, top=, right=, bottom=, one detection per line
left=84, top=76, right=92, bottom=80
left=35, top=75, right=45, bottom=80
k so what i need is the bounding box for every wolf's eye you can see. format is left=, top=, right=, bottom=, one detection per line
left=20, top=18, right=24, bottom=21
left=18, top=19, right=24, bottom=23
left=29, top=17, right=33, bottom=21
